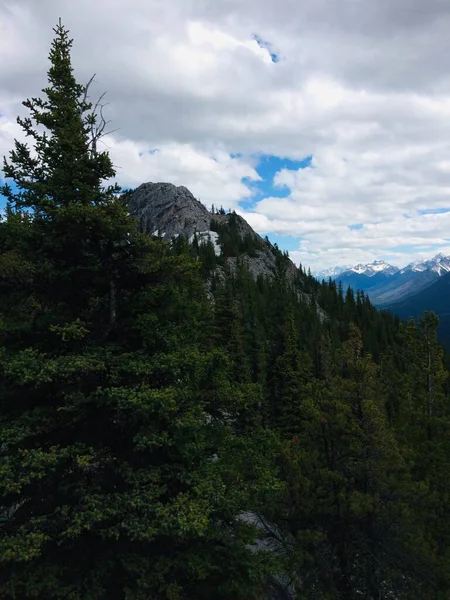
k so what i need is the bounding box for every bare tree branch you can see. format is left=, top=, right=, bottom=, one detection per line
left=82, top=75, right=120, bottom=157
left=82, top=73, right=96, bottom=107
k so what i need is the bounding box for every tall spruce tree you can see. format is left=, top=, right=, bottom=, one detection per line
left=0, top=22, right=277, bottom=599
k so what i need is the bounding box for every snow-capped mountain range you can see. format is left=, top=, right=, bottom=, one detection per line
left=315, top=253, right=450, bottom=307
left=343, top=260, right=400, bottom=277
left=400, top=253, right=450, bottom=276
left=316, top=253, right=450, bottom=280
left=316, top=265, right=353, bottom=278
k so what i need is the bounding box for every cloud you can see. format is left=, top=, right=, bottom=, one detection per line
left=109, top=140, right=260, bottom=207
left=2, top=0, right=450, bottom=270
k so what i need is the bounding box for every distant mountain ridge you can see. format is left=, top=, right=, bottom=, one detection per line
left=316, top=265, right=352, bottom=279
left=400, top=253, right=450, bottom=276
left=317, top=253, right=450, bottom=306
left=315, top=260, right=398, bottom=279
left=317, top=253, right=450, bottom=280
left=387, top=271, right=450, bottom=351
left=343, top=260, right=399, bottom=277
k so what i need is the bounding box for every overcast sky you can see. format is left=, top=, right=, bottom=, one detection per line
left=2, top=0, right=450, bottom=271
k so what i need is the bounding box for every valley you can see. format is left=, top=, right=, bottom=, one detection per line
left=318, top=254, right=450, bottom=349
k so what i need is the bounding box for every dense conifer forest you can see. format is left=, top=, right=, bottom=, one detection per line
left=1, top=23, right=450, bottom=600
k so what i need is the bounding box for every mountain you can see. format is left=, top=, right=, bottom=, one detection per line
left=125, top=182, right=299, bottom=283
left=127, top=188, right=450, bottom=314
left=387, top=271, right=450, bottom=351
left=400, top=252, right=450, bottom=276
left=121, top=183, right=450, bottom=594
left=315, top=265, right=351, bottom=279
left=5, top=20, right=450, bottom=598
left=321, top=260, right=401, bottom=302
left=371, top=268, right=440, bottom=306
left=326, top=253, right=450, bottom=306
left=334, top=261, right=400, bottom=302
left=340, top=260, right=399, bottom=277
left=125, top=182, right=216, bottom=241
left=336, top=271, right=396, bottom=296
left=315, top=261, right=397, bottom=280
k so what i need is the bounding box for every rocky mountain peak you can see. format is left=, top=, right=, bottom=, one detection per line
left=343, top=260, right=399, bottom=277
left=125, top=182, right=261, bottom=244
left=123, top=181, right=306, bottom=293
left=125, top=182, right=212, bottom=241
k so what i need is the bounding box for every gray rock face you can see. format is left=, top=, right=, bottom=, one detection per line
left=239, top=511, right=296, bottom=599
left=126, top=182, right=212, bottom=241
left=226, top=252, right=277, bottom=280
left=125, top=181, right=301, bottom=284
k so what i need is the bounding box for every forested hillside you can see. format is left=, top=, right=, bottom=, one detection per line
left=1, top=23, right=450, bottom=600
left=387, top=271, right=450, bottom=353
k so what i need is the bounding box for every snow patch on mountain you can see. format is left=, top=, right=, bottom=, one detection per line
left=341, top=260, right=399, bottom=277
left=315, top=265, right=351, bottom=279
left=324, top=253, right=450, bottom=281
left=189, top=231, right=222, bottom=256
left=401, top=253, right=450, bottom=276
left=320, top=252, right=450, bottom=306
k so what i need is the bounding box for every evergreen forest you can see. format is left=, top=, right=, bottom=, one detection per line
left=1, top=22, right=450, bottom=600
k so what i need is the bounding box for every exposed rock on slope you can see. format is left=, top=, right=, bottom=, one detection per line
left=125, top=182, right=297, bottom=282
left=125, top=182, right=326, bottom=323
left=126, top=182, right=212, bottom=241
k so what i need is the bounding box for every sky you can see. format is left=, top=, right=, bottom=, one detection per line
left=2, top=0, right=450, bottom=272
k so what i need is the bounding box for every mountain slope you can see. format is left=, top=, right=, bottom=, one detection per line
left=125, top=182, right=215, bottom=241
left=401, top=252, right=450, bottom=276
left=387, top=271, right=450, bottom=350
left=373, top=268, right=439, bottom=306
left=125, top=182, right=299, bottom=282
left=336, top=271, right=394, bottom=294
left=341, top=260, right=399, bottom=277
left=331, top=254, right=450, bottom=306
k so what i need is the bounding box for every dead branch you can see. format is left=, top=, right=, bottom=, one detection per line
left=82, top=74, right=120, bottom=157
left=82, top=73, right=96, bottom=107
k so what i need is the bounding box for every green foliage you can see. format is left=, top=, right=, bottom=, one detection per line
left=0, top=22, right=276, bottom=599
left=203, top=259, right=450, bottom=597
left=2, top=19, right=450, bottom=600
left=210, top=212, right=264, bottom=258
left=387, top=271, right=450, bottom=354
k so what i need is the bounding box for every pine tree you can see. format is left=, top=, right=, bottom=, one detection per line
left=3, top=19, right=450, bottom=600
left=397, top=313, right=450, bottom=594
left=0, top=22, right=277, bottom=599
left=269, top=326, right=433, bottom=598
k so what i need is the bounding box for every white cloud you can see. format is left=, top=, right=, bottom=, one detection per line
left=108, top=139, right=260, bottom=207
left=2, top=0, right=450, bottom=269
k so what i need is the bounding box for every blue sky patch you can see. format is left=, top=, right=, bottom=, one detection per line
left=253, top=35, right=279, bottom=63
left=418, top=207, right=450, bottom=215
left=239, top=153, right=313, bottom=211
left=138, top=149, right=158, bottom=157
left=348, top=223, right=363, bottom=230
left=0, top=178, right=13, bottom=210
left=265, top=233, right=300, bottom=252
left=389, top=245, right=416, bottom=253
left=255, top=154, right=313, bottom=182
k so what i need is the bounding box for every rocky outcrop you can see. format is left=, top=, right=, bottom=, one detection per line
left=124, top=183, right=332, bottom=324
left=225, top=251, right=277, bottom=280
left=126, top=182, right=212, bottom=242
left=125, top=182, right=299, bottom=282
left=124, top=184, right=332, bottom=325
left=239, top=511, right=296, bottom=599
